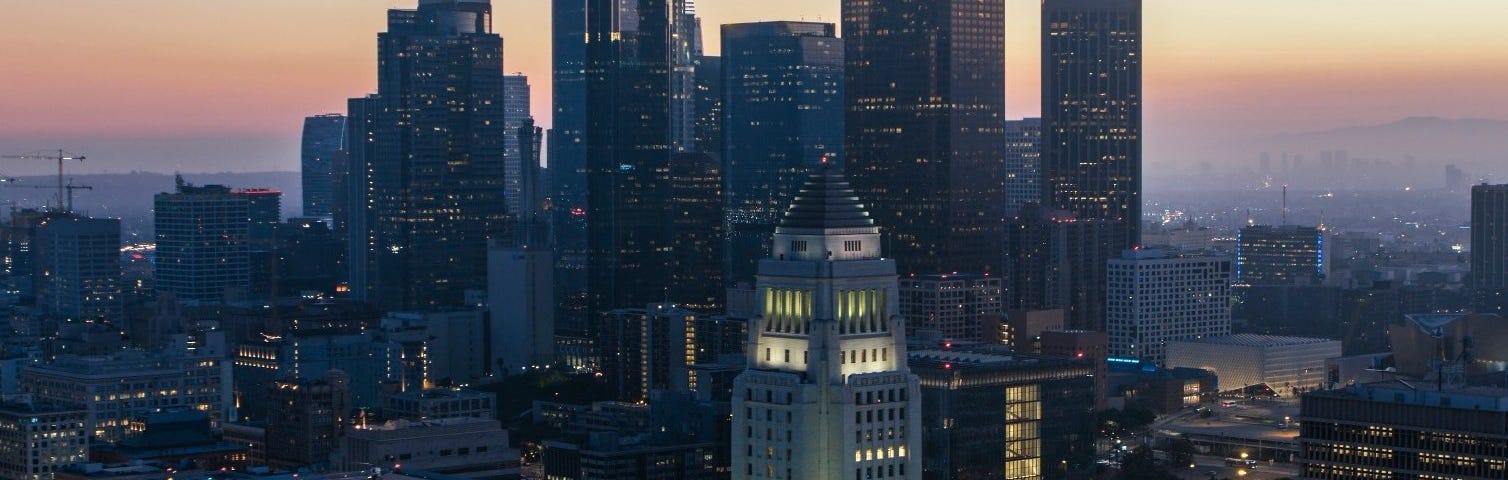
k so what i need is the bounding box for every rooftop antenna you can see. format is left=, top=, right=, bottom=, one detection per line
left=1282, top=184, right=1289, bottom=226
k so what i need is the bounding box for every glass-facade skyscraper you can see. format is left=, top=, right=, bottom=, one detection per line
left=843, top=0, right=1007, bottom=277
left=1471, top=184, right=1508, bottom=314
left=1004, top=118, right=1043, bottom=219
left=359, top=0, right=508, bottom=309
left=1041, top=0, right=1143, bottom=249
left=503, top=74, right=533, bottom=219
left=584, top=0, right=680, bottom=316
left=552, top=0, right=591, bottom=337
left=300, top=114, right=346, bottom=219
left=721, top=21, right=843, bottom=284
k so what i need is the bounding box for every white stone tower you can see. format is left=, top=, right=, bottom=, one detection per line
left=732, top=170, right=921, bottom=480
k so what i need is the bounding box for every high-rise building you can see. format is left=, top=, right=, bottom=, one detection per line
left=265, top=371, right=350, bottom=469
left=898, top=274, right=1003, bottom=343
left=360, top=0, right=508, bottom=309
left=721, top=21, right=844, bottom=284
left=503, top=74, right=533, bottom=218
left=1106, top=249, right=1233, bottom=365
left=670, top=153, right=724, bottom=311
left=732, top=172, right=922, bottom=480
left=844, top=0, right=1007, bottom=277
left=599, top=303, right=700, bottom=403
left=1235, top=225, right=1326, bottom=287
left=911, top=348, right=1097, bottom=480
left=1004, top=118, right=1043, bottom=219
left=1299, top=382, right=1508, bottom=480
left=670, top=1, right=701, bottom=153
left=1471, top=184, right=1508, bottom=314
left=238, top=188, right=282, bottom=250
left=1005, top=204, right=1119, bottom=331
left=551, top=0, right=591, bottom=339
left=692, top=55, right=723, bottom=163
left=1041, top=0, right=1143, bottom=251
left=487, top=238, right=555, bottom=374
left=0, top=397, right=89, bottom=480
left=33, top=215, right=121, bottom=321
left=585, top=0, right=680, bottom=316
left=341, top=95, right=378, bottom=297
left=300, top=114, right=346, bottom=219
left=154, top=180, right=250, bottom=303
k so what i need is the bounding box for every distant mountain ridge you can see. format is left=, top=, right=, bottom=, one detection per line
left=1254, top=116, right=1508, bottom=164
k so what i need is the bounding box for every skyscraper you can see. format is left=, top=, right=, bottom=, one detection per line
left=1005, top=204, right=1118, bottom=331
left=843, top=0, right=1007, bottom=277
left=1471, top=184, right=1508, bottom=314
left=898, top=274, right=1003, bottom=343
left=585, top=0, right=679, bottom=315
left=154, top=179, right=250, bottom=303
left=1004, top=118, right=1043, bottom=219
left=503, top=75, right=534, bottom=219
left=363, top=0, right=508, bottom=309
left=300, top=114, right=346, bottom=219
left=34, top=214, right=122, bottom=321
left=721, top=21, right=844, bottom=284
left=552, top=0, right=591, bottom=337
left=670, top=152, right=723, bottom=312
left=732, top=172, right=922, bottom=480
left=1041, top=0, right=1143, bottom=250
left=342, top=95, right=378, bottom=300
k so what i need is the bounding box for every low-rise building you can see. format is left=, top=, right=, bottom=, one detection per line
left=0, top=397, right=89, bottom=480
left=20, top=351, right=233, bottom=443
left=1166, top=334, right=1341, bottom=397
left=337, top=417, right=515, bottom=473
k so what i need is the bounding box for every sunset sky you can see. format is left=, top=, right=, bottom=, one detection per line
left=1, top=0, right=1505, bottom=175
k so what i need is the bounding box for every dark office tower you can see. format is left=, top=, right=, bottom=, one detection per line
left=503, top=75, right=533, bottom=219
left=692, top=55, right=722, bottom=159
left=1004, top=118, right=1043, bottom=218
left=585, top=0, right=679, bottom=315
left=1471, top=184, right=1508, bottom=314
left=552, top=0, right=590, bottom=337
left=300, top=114, right=346, bottom=219
left=1235, top=225, right=1326, bottom=287
left=670, top=152, right=722, bottom=312
left=154, top=179, right=250, bottom=303
left=721, top=21, right=844, bottom=284
left=843, top=0, right=1007, bottom=277
left=1041, top=0, right=1143, bottom=250
left=343, top=95, right=378, bottom=300
left=670, top=1, right=701, bottom=153
left=34, top=215, right=122, bottom=321
left=1005, top=204, right=1118, bottom=331
left=238, top=188, right=282, bottom=250
left=366, top=0, right=508, bottom=309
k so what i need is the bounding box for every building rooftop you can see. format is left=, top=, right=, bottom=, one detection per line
left=1174, top=334, right=1337, bottom=348
left=1306, top=380, right=1508, bottom=412
left=775, top=172, right=877, bottom=231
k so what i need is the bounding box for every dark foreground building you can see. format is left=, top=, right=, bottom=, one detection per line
left=1299, top=382, right=1508, bottom=480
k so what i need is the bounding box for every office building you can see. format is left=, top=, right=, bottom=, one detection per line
left=265, top=371, right=349, bottom=469
left=300, top=114, right=346, bottom=219
left=1041, top=0, right=1143, bottom=251
left=1039, top=330, right=1109, bottom=410
left=1471, top=184, right=1508, bottom=313
left=338, top=417, right=514, bottom=473
left=503, top=74, right=533, bottom=218
left=721, top=21, right=844, bottom=283
left=1299, top=382, right=1508, bottom=480
left=1004, top=118, right=1043, bottom=219
left=380, top=310, right=488, bottom=388
left=1166, top=334, right=1340, bottom=397
left=487, top=239, right=554, bottom=374
left=543, top=436, right=716, bottom=480
left=1106, top=249, right=1232, bottom=365
left=551, top=0, right=591, bottom=339
left=1236, top=225, right=1326, bottom=286
left=599, top=303, right=701, bottom=403
left=0, top=397, right=89, bottom=480
left=356, top=0, right=508, bottom=309
left=233, top=330, right=399, bottom=419
left=843, top=0, right=1006, bottom=277
left=898, top=274, right=1003, bottom=343
left=732, top=172, right=922, bottom=480
left=238, top=188, right=282, bottom=251
left=911, top=348, right=1097, bottom=480
left=670, top=152, right=724, bottom=311
left=33, top=215, right=121, bottom=321
left=584, top=0, right=682, bottom=321
left=381, top=388, right=495, bottom=421
left=154, top=179, right=250, bottom=302
left=20, top=348, right=234, bottom=444
left=693, top=54, right=723, bottom=162
left=1005, top=204, right=1119, bottom=331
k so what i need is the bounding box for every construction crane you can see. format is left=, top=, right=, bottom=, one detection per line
left=2, top=179, right=93, bottom=213
left=0, top=149, right=85, bottom=211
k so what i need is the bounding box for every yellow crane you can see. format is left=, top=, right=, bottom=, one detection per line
left=0, top=149, right=86, bottom=211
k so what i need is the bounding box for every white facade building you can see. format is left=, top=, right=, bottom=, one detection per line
left=732, top=172, right=921, bottom=480
left=1166, top=334, right=1341, bottom=397
left=487, top=239, right=555, bottom=374
left=1106, top=249, right=1233, bottom=365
